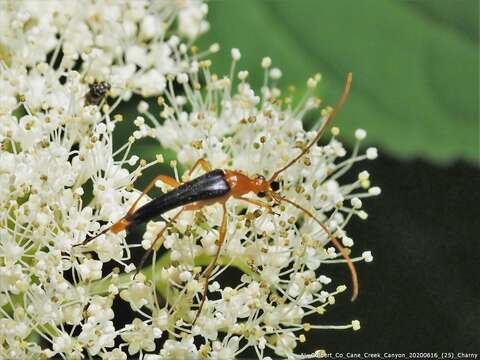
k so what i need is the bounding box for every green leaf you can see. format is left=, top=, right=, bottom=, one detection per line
left=198, top=0, right=478, bottom=163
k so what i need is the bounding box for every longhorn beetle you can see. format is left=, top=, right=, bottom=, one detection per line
left=86, top=72, right=355, bottom=325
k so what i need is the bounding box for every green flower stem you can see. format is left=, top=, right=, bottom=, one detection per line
left=196, top=255, right=257, bottom=281
left=91, top=251, right=258, bottom=300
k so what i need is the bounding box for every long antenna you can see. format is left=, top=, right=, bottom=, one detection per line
left=81, top=226, right=112, bottom=245
left=269, top=72, right=353, bottom=182
left=271, top=192, right=358, bottom=302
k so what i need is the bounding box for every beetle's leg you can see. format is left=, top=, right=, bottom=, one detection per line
left=134, top=208, right=185, bottom=278
left=192, top=203, right=227, bottom=325
left=234, top=196, right=273, bottom=214
left=188, top=159, right=211, bottom=176
left=127, top=175, right=180, bottom=216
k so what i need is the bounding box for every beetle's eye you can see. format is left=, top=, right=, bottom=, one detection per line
left=270, top=181, right=280, bottom=191
left=257, top=191, right=266, bottom=198
left=257, top=174, right=265, bottom=181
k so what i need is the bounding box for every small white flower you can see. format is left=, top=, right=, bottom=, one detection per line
left=102, top=348, right=128, bottom=360
left=121, top=318, right=161, bottom=355
left=319, top=275, right=332, bottom=285
left=78, top=259, right=103, bottom=281
left=120, top=276, right=153, bottom=310
left=362, top=251, right=374, bottom=262
left=159, top=336, right=199, bottom=359
left=231, top=48, right=241, bottom=61
left=366, top=147, right=379, bottom=159
left=270, top=67, right=282, bottom=79
left=355, top=128, right=367, bottom=140
left=273, top=332, right=297, bottom=357
left=342, top=236, right=354, bottom=247
left=52, top=333, right=74, bottom=355
left=351, top=197, right=363, bottom=209
left=261, top=56, right=272, bottom=68
left=211, top=336, right=240, bottom=359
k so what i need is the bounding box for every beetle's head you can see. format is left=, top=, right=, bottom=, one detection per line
left=254, top=174, right=280, bottom=197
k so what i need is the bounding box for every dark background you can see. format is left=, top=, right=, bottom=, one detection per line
left=299, top=155, right=480, bottom=354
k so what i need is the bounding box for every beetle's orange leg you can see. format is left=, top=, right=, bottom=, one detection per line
left=188, top=159, right=211, bottom=176
left=192, top=202, right=227, bottom=325
left=234, top=196, right=273, bottom=214
left=134, top=208, right=185, bottom=278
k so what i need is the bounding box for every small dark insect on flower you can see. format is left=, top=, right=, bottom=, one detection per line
left=85, top=81, right=111, bottom=106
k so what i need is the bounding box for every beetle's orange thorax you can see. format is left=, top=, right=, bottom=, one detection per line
left=224, top=170, right=269, bottom=196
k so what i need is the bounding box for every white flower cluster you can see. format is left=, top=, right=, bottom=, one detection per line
left=1, top=0, right=380, bottom=358
left=131, top=52, right=381, bottom=358
left=0, top=60, right=165, bottom=359
left=0, top=0, right=209, bottom=97
left=0, top=0, right=209, bottom=359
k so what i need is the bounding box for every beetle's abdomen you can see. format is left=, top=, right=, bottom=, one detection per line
left=126, top=169, right=229, bottom=227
